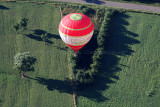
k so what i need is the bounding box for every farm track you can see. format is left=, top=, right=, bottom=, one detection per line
left=51, top=0, right=160, bottom=13
left=66, top=55, right=77, bottom=107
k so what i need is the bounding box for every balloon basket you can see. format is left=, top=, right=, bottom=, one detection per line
left=74, top=52, right=78, bottom=57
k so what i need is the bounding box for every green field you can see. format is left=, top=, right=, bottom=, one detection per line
left=1, top=1, right=160, bottom=107
left=0, top=2, right=73, bottom=107
left=77, top=12, right=160, bottom=107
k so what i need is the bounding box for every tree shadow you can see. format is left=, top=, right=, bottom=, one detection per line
left=47, top=33, right=61, bottom=39
left=33, top=29, right=60, bottom=39
left=105, top=13, right=140, bottom=56
left=25, top=29, right=66, bottom=50
left=24, top=29, right=60, bottom=45
left=25, top=34, right=42, bottom=41
left=77, top=83, right=109, bottom=102
left=77, top=13, right=140, bottom=102
left=82, top=0, right=105, bottom=5
left=0, top=5, right=9, bottom=10
left=28, top=57, right=37, bottom=72
left=33, top=29, right=46, bottom=35
left=26, top=76, right=108, bottom=102
left=76, top=56, right=118, bottom=102
left=26, top=76, right=72, bottom=93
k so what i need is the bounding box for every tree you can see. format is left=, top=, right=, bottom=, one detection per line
left=13, top=52, right=37, bottom=78
left=13, top=17, right=28, bottom=33
left=13, top=24, right=20, bottom=33
left=20, top=17, right=28, bottom=30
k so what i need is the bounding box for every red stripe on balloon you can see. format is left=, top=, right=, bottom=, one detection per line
left=61, top=13, right=91, bottom=29
left=59, top=23, right=94, bottom=36
left=66, top=44, right=86, bottom=52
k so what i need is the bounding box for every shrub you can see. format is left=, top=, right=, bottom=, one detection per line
left=90, top=9, right=118, bottom=78
left=13, top=52, right=36, bottom=78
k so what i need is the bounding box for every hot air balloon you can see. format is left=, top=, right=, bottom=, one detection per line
left=59, top=13, right=94, bottom=56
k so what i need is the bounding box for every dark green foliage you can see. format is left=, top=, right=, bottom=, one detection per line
left=13, top=17, right=28, bottom=32
left=79, top=5, right=86, bottom=10
left=68, top=50, right=93, bottom=90
left=72, top=69, right=94, bottom=90
left=96, top=8, right=106, bottom=18
left=79, top=6, right=95, bottom=17
left=90, top=9, right=118, bottom=78
left=20, top=17, right=28, bottom=30
left=82, top=8, right=95, bottom=15
left=13, top=24, right=20, bottom=32
left=96, top=8, right=106, bottom=23
left=97, top=9, right=117, bottom=47
left=68, top=49, right=77, bottom=75
left=68, top=9, right=118, bottom=90
left=13, top=52, right=37, bottom=73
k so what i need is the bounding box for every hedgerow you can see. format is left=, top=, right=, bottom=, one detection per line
left=68, top=9, right=118, bottom=90
left=90, top=9, right=118, bottom=75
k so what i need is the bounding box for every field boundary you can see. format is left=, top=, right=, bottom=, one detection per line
left=67, top=55, right=77, bottom=107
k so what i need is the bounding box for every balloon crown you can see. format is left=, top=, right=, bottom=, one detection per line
left=70, top=14, right=83, bottom=20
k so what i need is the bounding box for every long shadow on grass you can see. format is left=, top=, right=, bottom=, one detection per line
left=26, top=76, right=107, bottom=101
left=83, top=0, right=105, bottom=4
left=24, top=29, right=60, bottom=45
left=26, top=76, right=72, bottom=93
left=0, top=5, right=9, bottom=10
left=78, top=13, right=140, bottom=102
left=33, top=29, right=60, bottom=39
left=24, top=29, right=67, bottom=51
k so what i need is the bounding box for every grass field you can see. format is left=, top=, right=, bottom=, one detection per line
left=1, top=1, right=160, bottom=107
left=77, top=12, right=160, bottom=107
left=0, top=2, right=74, bottom=107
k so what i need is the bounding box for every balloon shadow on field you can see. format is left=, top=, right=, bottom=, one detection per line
left=0, top=5, right=9, bottom=10
left=77, top=13, right=140, bottom=102
left=83, top=0, right=105, bottom=5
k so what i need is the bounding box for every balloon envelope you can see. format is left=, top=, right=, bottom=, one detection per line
left=59, top=13, right=94, bottom=52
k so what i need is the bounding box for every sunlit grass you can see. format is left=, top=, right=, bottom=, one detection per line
left=0, top=2, right=73, bottom=107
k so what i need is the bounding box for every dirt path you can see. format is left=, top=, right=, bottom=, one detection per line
left=52, top=0, right=160, bottom=13
left=67, top=59, right=77, bottom=107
